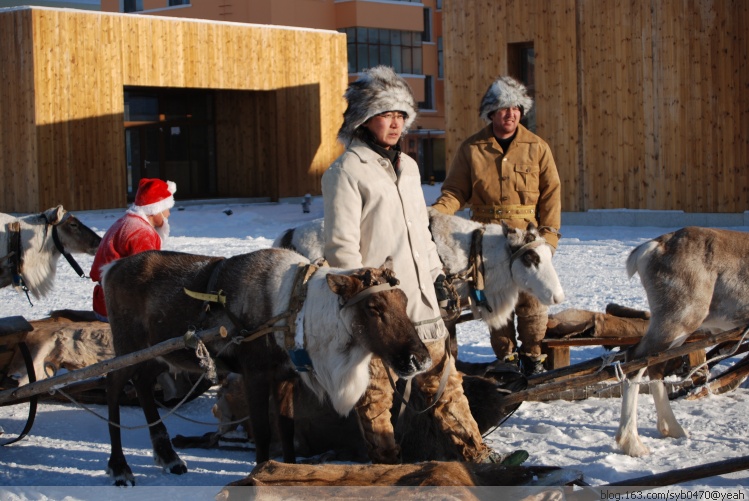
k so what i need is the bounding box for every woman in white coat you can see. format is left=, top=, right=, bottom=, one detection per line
left=322, top=66, right=521, bottom=464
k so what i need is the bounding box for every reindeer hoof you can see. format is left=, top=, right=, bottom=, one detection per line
left=166, top=461, right=188, bottom=475
left=107, top=463, right=135, bottom=486
left=616, top=434, right=650, bottom=457
left=113, top=477, right=135, bottom=487
left=658, top=423, right=688, bottom=439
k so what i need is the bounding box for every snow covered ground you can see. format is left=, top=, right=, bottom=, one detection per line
left=1, top=185, right=748, bottom=499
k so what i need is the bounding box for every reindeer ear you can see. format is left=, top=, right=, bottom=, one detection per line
left=44, top=205, right=65, bottom=225
left=326, top=273, right=359, bottom=302
left=381, top=256, right=395, bottom=270
left=379, top=257, right=400, bottom=286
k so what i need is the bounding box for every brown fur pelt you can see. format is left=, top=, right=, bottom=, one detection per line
left=219, top=461, right=580, bottom=490
left=545, top=304, right=650, bottom=339
left=190, top=364, right=525, bottom=463
left=6, top=315, right=114, bottom=387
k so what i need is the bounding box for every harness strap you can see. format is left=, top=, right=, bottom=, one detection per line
left=7, top=222, right=23, bottom=282
left=468, top=227, right=492, bottom=312
left=389, top=336, right=454, bottom=425
left=183, top=287, right=227, bottom=306
left=6, top=222, right=32, bottom=305
left=509, top=239, right=547, bottom=264
left=51, top=223, right=87, bottom=278
left=343, top=282, right=394, bottom=307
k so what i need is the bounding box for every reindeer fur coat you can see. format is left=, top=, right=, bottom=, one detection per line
left=322, top=139, right=447, bottom=342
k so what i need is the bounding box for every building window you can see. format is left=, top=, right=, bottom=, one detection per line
left=342, top=28, right=422, bottom=75
left=169, top=0, right=191, bottom=5
left=437, top=37, right=443, bottom=78
left=418, top=76, right=434, bottom=110
left=422, top=8, right=432, bottom=43
left=508, top=42, right=535, bottom=132
left=436, top=0, right=443, bottom=9
left=123, top=0, right=143, bottom=12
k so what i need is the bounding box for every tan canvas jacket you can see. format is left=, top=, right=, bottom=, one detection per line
left=432, top=124, right=561, bottom=248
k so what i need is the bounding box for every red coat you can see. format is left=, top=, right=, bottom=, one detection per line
left=90, top=212, right=161, bottom=318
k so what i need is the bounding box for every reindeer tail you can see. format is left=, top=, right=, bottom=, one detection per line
left=626, top=240, right=659, bottom=279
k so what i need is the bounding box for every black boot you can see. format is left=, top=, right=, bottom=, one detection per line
left=519, top=353, right=547, bottom=376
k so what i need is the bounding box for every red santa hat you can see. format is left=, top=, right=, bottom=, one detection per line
left=131, top=178, right=176, bottom=216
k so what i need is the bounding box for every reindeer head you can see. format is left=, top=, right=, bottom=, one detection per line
left=502, top=222, right=565, bottom=306
left=326, top=259, right=431, bottom=379
left=45, top=206, right=102, bottom=256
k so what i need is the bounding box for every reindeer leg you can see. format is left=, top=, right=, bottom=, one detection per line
left=649, top=363, right=687, bottom=439
left=274, top=379, right=297, bottom=463
left=616, top=367, right=649, bottom=457
left=106, top=368, right=137, bottom=486
left=133, top=363, right=187, bottom=475
left=244, top=370, right=273, bottom=464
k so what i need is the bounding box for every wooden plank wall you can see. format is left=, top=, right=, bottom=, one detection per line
left=0, top=7, right=347, bottom=212
left=32, top=8, right=125, bottom=213
left=444, top=0, right=749, bottom=213
left=0, top=10, right=39, bottom=212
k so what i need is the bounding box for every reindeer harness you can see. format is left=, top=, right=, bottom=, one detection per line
left=441, top=226, right=549, bottom=320
left=184, top=260, right=394, bottom=374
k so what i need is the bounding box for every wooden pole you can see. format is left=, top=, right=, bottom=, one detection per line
left=500, top=326, right=747, bottom=408
left=0, top=325, right=227, bottom=406
left=687, top=352, right=749, bottom=399
left=604, top=455, right=749, bottom=487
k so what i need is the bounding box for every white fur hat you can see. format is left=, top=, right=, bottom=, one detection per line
left=479, top=76, right=533, bottom=123
left=337, top=66, right=417, bottom=145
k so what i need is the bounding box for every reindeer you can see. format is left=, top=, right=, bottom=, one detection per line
left=274, top=209, right=565, bottom=354
left=102, top=247, right=430, bottom=486
left=617, top=227, right=749, bottom=456
left=0, top=206, right=101, bottom=298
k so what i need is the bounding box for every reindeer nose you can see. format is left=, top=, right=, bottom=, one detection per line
left=413, top=353, right=432, bottom=373
left=552, top=291, right=565, bottom=304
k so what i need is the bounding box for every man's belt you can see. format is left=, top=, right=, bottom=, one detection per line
left=470, top=204, right=536, bottom=220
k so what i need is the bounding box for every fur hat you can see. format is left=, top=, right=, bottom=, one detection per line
left=479, top=76, right=533, bottom=123
left=131, top=178, right=176, bottom=216
left=337, top=66, right=417, bottom=145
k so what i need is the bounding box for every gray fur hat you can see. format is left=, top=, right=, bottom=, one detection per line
left=337, top=65, right=417, bottom=145
left=479, top=76, right=533, bottom=123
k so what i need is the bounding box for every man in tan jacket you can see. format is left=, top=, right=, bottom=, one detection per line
left=432, top=76, right=561, bottom=375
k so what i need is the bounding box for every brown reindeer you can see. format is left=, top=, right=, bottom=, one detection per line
left=617, top=227, right=749, bottom=456
left=102, top=248, right=430, bottom=486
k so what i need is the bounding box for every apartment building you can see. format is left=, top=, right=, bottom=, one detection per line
left=100, top=0, right=447, bottom=182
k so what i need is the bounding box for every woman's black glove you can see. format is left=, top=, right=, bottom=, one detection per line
left=434, top=274, right=449, bottom=308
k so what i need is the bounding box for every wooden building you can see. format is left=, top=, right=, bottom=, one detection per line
left=443, top=0, right=749, bottom=213
left=0, top=7, right=347, bottom=213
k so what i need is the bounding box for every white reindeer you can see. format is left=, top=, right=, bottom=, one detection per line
left=0, top=206, right=101, bottom=299
left=274, top=208, right=565, bottom=335
left=617, top=226, right=749, bottom=456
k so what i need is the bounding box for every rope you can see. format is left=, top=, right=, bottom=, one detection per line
left=52, top=369, right=211, bottom=431
left=592, top=326, right=749, bottom=396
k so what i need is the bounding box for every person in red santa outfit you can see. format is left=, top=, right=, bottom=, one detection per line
left=90, top=178, right=177, bottom=321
